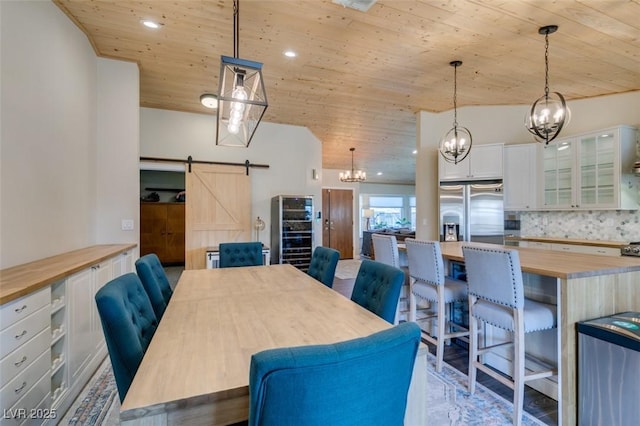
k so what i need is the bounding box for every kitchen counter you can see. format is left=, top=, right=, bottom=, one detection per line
left=440, top=241, right=640, bottom=425
left=0, top=243, right=137, bottom=304
left=440, top=241, right=640, bottom=279
left=504, top=235, right=629, bottom=249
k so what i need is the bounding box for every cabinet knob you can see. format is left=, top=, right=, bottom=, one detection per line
left=14, top=304, right=27, bottom=314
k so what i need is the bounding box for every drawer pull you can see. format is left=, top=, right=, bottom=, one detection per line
left=14, top=304, right=28, bottom=313
left=15, top=381, right=27, bottom=394
left=15, top=330, right=28, bottom=340
left=14, top=355, right=27, bottom=367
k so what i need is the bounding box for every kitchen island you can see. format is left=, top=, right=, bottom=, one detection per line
left=439, top=241, right=640, bottom=426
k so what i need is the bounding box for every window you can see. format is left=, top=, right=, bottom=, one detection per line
left=368, top=196, right=404, bottom=230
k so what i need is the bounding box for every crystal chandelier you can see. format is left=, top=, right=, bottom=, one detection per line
left=439, top=60, right=472, bottom=165
left=525, top=25, right=570, bottom=145
left=216, top=0, right=268, bottom=147
left=339, top=148, right=366, bottom=182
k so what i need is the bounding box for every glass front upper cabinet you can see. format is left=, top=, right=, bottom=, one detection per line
left=578, top=132, right=616, bottom=207
left=539, top=126, right=638, bottom=210
left=542, top=139, right=574, bottom=208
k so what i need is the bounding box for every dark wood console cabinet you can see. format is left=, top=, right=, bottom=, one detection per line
left=140, top=202, right=185, bottom=264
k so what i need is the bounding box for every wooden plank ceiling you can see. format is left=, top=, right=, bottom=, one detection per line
left=54, top=0, right=640, bottom=184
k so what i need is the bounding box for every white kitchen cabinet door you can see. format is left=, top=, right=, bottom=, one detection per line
left=504, top=144, right=537, bottom=210
left=67, top=268, right=93, bottom=385
left=92, top=261, right=112, bottom=353
left=111, top=249, right=134, bottom=277
left=439, top=144, right=503, bottom=181
left=539, top=126, right=638, bottom=210
left=67, top=260, right=112, bottom=385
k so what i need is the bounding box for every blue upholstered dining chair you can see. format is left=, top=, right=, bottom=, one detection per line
left=248, top=322, right=421, bottom=426
left=219, top=241, right=264, bottom=268
left=462, top=246, right=557, bottom=426
left=306, top=246, right=340, bottom=288
left=95, top=273, right=158, bottom=402
left=135, top=253, right=173, bottom=320
left=350, top=259, right=405, bottom=324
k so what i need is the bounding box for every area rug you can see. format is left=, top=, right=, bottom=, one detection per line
left=65, top=362, right=117, bottom=425
left=65, top=350, right=548, bottom=425
left=425, top=352, right=548, bottom=426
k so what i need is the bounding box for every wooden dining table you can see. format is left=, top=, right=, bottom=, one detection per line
left=120, top=264, right=428, bottom=425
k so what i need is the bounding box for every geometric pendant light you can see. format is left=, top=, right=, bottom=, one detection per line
left=216, top=0, right=268, bottom=147
left=525, top=25, right=570, bottom=145
left=439, top=60, right=472, bottom=165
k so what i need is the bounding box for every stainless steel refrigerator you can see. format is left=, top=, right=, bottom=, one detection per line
left=439, top=180, right=504, bottom=244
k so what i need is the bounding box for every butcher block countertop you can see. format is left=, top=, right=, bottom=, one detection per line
left=0, top=243, right=137, bottom=305
left=504, top=235, right=629, bottom=248
left=440, top=241, right=640, bottom=280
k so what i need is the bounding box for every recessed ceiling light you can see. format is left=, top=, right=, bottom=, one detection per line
left=283, top=50, right=297, bottom=58
left=412, top=149, right=417, bottom=154
left=141, top=19, right=161, bottom=29
left=200, top=94, right=218, bottom=109
left=377, top=172, right=383, bottom=176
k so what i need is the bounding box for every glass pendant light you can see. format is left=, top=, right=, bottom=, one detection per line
left=525, top=25, right=570, bottom=145
left=439, top=60, right=472, bottom=165
left=215, top=0, right=268, bottom=147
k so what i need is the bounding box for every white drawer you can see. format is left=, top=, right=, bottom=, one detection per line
left=19, top=391, right=53, bottom=426
left=0, top=348, right=50, bottom=412
left=0, top=327, right=50, bottom=386
left=551, top=243, right=620, bottom=257
left=0, top=307, right=49, bottom=360
left=1, top=288, right=50, bottom=331
left=521, top=241, right=552, bottom=249
left=0, top=377, right=50, bottom=426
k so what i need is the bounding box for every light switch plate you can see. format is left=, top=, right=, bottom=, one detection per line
left=121, top=219, right=134, bottom=231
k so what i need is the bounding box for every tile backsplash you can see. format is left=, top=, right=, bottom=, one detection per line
left=521, top=210, right=640, bottom=242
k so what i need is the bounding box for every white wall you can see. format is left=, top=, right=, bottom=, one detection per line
left=415, top=91, right=640, bottom=240
left=140, top=108, right=323, bottom=248
left=95, top=58, right=140, bottom=245
left=0, top=1, right=140, bottom=268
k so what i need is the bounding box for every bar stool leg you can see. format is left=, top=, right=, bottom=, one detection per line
left=468, top=295, right=478, bottom=394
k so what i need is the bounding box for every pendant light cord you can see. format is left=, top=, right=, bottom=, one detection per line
left=233, top=0, right=239, bottom=58
left=544, top=30, right=550, bottom=98
left=453, top=63, right=458, bottom=127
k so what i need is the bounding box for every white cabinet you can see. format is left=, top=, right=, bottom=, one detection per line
left=112, top=249, right=134, bottom=277
left=520, top=241, right=620, bottom=257
left=504, top=144, right=538, bottom=210
left=67, top=260, right=111, bottom=389
left=0, top=287, right=51, bottom=419
left=0, top=244, right=136, bottom=424
left=551, top=243, right=620, bottom=257
left=50, top=280, right=67, bottom=408
left=540, top=126, right=639, bottom=210
left=439, top=143, right=504, bottom=181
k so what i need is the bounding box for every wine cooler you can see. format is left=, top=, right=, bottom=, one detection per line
left=271, top=195, right=314, bottom=271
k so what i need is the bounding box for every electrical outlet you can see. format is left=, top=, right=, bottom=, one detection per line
left=121, top=219, right=134, bottom=231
